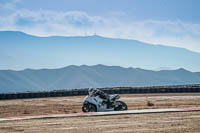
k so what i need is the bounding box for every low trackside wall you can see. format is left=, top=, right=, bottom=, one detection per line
left=0, top=84, right=200, bottom=100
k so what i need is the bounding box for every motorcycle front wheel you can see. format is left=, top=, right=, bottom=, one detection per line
left=82, top=103, right=97, bottom=112
left=114, top=101, right=128, bottom=111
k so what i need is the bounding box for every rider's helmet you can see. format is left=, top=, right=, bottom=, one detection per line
left=88, top=87, right=96, bottom=96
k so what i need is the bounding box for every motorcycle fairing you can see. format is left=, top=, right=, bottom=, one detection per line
left=83, top=95, right=114, bottom=112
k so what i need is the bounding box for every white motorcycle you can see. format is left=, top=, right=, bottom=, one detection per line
left=82, top=94, right=128, bottom=112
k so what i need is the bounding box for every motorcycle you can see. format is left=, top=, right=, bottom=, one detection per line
left=82, top=93, right=128, bottom=112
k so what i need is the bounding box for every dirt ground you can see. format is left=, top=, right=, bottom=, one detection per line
left=0, top=111, right=200, bottom=133
left=0, top=93, right=200, bottom=133
left=0, top=93, right=200, bottom=117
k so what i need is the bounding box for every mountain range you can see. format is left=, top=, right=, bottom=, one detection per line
left=1, top=31, right=200, bottom=93
left=0, top=31, right=200, bottom=71
left=0, top=64, right=200, bottom=93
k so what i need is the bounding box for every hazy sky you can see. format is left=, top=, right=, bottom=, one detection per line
left=0, top=0, right=200, bottom=52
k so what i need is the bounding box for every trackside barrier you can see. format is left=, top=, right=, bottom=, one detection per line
left=0, top=84, right=200, bottom=100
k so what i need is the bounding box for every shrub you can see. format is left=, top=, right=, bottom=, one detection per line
left=23, top=109, right=30, bottom=114
left=147, top=100, right=154, bottom=106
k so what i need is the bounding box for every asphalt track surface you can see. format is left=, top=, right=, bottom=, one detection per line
left=0, top=107, right=200, bottom=122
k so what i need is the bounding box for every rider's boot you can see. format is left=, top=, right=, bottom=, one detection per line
left=106, top=100, right=113, bottom=108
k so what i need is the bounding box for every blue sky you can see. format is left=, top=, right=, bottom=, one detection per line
left=0, top=0, right=200, bottom=52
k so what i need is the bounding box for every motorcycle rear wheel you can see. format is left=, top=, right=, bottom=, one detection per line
left=114, top=101, right=128, bottom=111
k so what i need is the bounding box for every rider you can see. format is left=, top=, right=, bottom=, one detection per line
left=88, top=87, right=112, bottom=107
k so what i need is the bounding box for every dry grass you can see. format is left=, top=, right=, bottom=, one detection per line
left=0, top=93, right=200, bottom=133
left=0, top=93, right=200, bottom=118
left=0, top=111, right=200, bottom=133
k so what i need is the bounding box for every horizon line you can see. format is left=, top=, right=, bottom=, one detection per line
left=0, top=64, right=189, bottom=72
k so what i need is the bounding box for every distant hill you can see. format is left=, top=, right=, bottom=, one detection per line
left=0, top=31, right=200, bottom=71
left=0, top=65, right=200, bottom=93
left=196, top=72, right=200, bottom=77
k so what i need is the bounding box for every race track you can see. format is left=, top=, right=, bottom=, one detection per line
left=0, top=107, right=200, bottom=122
